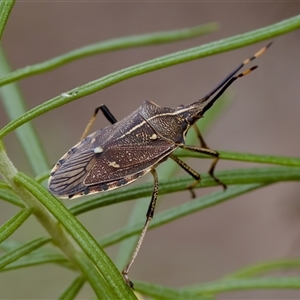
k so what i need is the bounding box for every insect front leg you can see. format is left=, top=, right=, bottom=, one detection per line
left=192, top=123, right=224, bottom=186
left=169, top=154, right=201, bottom=198
left=179, top=144, right=226, bottom=190
left=193, top=123, right=209, bottom=149
left=122, top=168, right=159, bottom=288
left=80, top=104, right=117, bottom=140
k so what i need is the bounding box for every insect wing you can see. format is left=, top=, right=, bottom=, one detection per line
left=48, top=110, right=176, bottom=198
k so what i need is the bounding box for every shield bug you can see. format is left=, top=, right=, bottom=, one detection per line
left=48, top=43, right=271, bottom=287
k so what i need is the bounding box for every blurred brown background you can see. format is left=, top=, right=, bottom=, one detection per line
left=1, top=2, right=300, bottom=299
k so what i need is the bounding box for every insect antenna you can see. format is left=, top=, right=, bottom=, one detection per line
left=199, top=42, right=272, bottom=106
left=202, top=65, right=257, bottom=114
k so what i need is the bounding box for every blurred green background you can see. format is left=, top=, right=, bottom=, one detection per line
left=1, top=2, right=300, bottom=299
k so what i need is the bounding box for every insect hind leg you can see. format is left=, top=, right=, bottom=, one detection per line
left=122, top=168, right=159, bottom=288
left=178, top=144, right=226, bottom=191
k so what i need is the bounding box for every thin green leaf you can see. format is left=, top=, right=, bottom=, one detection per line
left=100, top=184, right=265, bottom=248
left=58, top=276, right=86, bottom=300
left=0, top=0, right=15, bottom=40
left=34, top=171, right=50, bottom=183
left=14, top=172, right=137, bottom=300
left=73, top=252, right=118, bottom=300
left=0, top=180, right=11, bottom=190
left=134, top=277, right=300, bottom=298
left=0, top=239, right=20, bottom=251
left=2, top=253, right=72, bottom=271
left=1, top=250, right=73, bottom=272
left=0, top=188, right=24, bottom=207
left=186, top=277, right=300, bottom=295
left=0, top=47, right=50, bottom=174
left=0, top=208, right=33, bottom=244
left=177, top=149, right=300, bottom=167
left=0, top=23, right=218, bottom=87
left=0, top=236, right=50, bottom=270
left=1, top=15, right=300, bottom=139
left=69, top=166, right=300, bottom=216
left=225, top=259, right=300, bottom=279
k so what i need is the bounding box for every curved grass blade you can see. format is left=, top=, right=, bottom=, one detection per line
left=177, top=149, right=300, bottom=167
left=0, top=142, right=122, bottom=299
left=0, top=23, right=218, bottom=87
left=134, top=277, right=300, bottom=299
left=14, top=172, right=137, bottom=300
left=1, top=250, right=73, bottom=272
left=0, top=236, right=50, bottom=270
left=1, top=14, right=300, bottom=139
left=0, top=0, right=15, bottom=40
left=0, top=208, right=33, bottom=244
left=58, top=276, right=86, bottom=300
left=0, top=188, right=24, bottom=207
left=225, top=259, right=300, bottom=279
left=0, top=47, right=50, bottom=174
left=0, top=241, right=73, bottom=271
left=69, top=166, right=300, bottom=216
left=99, top=183, right=266, bottom=248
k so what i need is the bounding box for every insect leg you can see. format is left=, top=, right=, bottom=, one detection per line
left=179, top=144, right=226, bottom=190
left=122, top=168, right=159, bottom=288
left=193, top=123, right=208, bottom=148
left=98, top=104, right=118, bottom=124
left=191, top=124, right=224, bottom=190
left=80, top=104, right=117, bottom=140
left=170, top=154, right=201, bottom=198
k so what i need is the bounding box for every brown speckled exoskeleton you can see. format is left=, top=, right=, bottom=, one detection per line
left=48, top=43, right=271, bottom=287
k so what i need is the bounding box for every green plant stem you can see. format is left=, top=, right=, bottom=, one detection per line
left=1, top=14, right=300, bottom=139
left=69, top=165, right=300, bottom=216
left=0, top=23, right=218, bottom=87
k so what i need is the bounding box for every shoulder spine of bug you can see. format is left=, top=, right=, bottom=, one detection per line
left=48, top=42, right=272, bottom=288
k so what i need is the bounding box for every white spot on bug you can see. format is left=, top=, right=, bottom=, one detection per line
left=150, top=134, right=158, bottom=140
left=91, top=138, right=96, bottom=143
left=108, top=161, right=120, bottom=168
left=94, top=146, right=104, bottom=153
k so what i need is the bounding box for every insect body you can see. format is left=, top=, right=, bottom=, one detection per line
left=49, top=101, right=187, bottom=198
left=48, top=43, right=271, bottom=287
